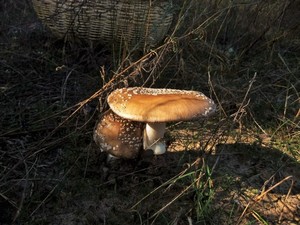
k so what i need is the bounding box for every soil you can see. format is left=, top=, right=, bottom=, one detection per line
left=1, top=1, right=299, bottom=225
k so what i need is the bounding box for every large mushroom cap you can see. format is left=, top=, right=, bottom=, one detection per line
left=107, top=87, right=216, bottom=122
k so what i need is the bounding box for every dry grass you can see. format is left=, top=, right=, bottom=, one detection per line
left=0, top=0, right=299, bottom=224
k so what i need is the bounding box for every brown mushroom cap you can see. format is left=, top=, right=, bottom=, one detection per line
left=93, top=109, right=144, bottom=159
left=107, top=87, right=216, bottom=122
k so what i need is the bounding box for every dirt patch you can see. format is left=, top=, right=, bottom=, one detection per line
left=211, top=143, right=300, bottom=224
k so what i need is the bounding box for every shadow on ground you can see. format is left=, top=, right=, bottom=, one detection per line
left=2, top=141, right=298, bottom=224
left=86, top=142, right=300, bottom=224
left=210, top=143, right=300, bottom=224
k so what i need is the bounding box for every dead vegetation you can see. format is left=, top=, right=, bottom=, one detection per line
left=0, top=0, right=299, bottom=224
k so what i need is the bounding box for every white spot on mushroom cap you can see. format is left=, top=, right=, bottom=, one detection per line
left=131, top=87, right=207, bottom=98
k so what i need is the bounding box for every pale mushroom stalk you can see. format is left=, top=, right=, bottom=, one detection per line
left=143, top=122, right=166, bottom=154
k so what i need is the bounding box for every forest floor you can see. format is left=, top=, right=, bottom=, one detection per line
left=1, top=1, right=299, bottom=224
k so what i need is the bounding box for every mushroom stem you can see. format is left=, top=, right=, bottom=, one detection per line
left=143, top=122, right=166, bottom=155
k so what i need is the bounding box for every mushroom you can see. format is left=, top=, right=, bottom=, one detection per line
left=107, top=87, right=216, bottom=155
left=93, top=109, right=144, bottom=159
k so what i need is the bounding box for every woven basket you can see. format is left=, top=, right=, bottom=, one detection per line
left=32, top=0, right=174, bottom=47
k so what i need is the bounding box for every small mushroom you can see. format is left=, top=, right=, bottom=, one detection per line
left=107, top=87, right=216, bottom=155
left=93, top=109, right=144, bottom=159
